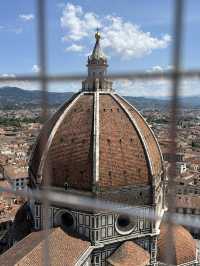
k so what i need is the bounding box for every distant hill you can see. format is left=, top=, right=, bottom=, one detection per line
left=179, top=96, right=200, bottom=108
left=124, top=96, right=169, bottom=110
left=0, top=87, right=74, bottom=109
left=0, top=86, right=200, bottom=110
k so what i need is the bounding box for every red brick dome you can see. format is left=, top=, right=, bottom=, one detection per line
left=29, top=91, right=163, bottom=192
left=158, top=224, right=197, bottom=265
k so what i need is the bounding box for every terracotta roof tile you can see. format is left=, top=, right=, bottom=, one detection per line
left=107, top=241, right=150, bottom=266
left=29, top=92, right=163, bottom=192
left=0, top=227, right=91, bottom=266
left=99, top=94, right=150, bottom=189
left=42, top=94, right=94, bottom=190
left=158, top=224, right=197, bottom=265
left=29, top=92, right=80, bottom=182
left=116, top=95, right=163, bottom=177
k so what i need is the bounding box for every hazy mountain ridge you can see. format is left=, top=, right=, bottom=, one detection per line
left=0, top=87, right=199, bottom=109
left=0, top=87, right=74, bottom=109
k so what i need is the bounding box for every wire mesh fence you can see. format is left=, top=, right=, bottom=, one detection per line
left=0, top=0, right=200, bottom=265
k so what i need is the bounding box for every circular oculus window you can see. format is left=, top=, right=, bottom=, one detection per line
left=115, top=214, right=136, bottom=235
left=55, top=210, right=75, bottom=232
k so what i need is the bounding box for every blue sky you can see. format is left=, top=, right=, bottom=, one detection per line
left=0, top=0, right=200, bottom=96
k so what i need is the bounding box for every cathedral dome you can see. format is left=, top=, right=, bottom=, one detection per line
left=29, top=32, right=163, bottom=193
left=158, top=224, right=197, bottom=265
left=29, top=91, right=163, bottom=191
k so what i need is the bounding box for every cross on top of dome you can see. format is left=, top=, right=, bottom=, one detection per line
left=95, top=27, right=101, bottom=41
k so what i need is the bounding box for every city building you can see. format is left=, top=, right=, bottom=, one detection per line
left=0, top=31, right=198, bottom=266
left=4, top=166, right=28, bottom=191
left=0, top=179, right=22, bottom=254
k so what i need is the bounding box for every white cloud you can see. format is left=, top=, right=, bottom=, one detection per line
left=15, top=28, right=23, bottom=34
left=101, top=16, right=171, bottom=59
left=61, top=3, right=99, bottom=41
left=149, top=65, right=173, bottom=73
left=60, top=3, right=171, bottom=59
left=0, top=26, right=22, bottom=34
left=32, top=64, right=40, bottom=73
left=114, top=66, right=200, bottom=97
left=1, top=73, right=16, bottom=78
left=49, top=81, right=81, bottom=93
left=114, top=78, right=169, bottom=97
left=166, top=65, right=174, bottom=70
left=19, top=14, right=34, bottom=21
left=0, top=73, right=35, bottom=90
left=65, top=44, right=84, bottom=52
left=150, top=65, right=164, bottom=72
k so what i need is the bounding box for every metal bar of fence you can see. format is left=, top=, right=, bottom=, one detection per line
left=0, top=0, right=198, bottom=264
left=0, top=185, right=200, bottom=230
left=165, top=0, right=184, bottom=264
left=36, top=0, right=50, bottom=265
left=0, top=70, right=200, bottom=82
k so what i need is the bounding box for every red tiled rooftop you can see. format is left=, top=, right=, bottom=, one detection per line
left=107, top=241, right=150, bottom=266
left=158, top=224, right=196, bottom=265
left=0, top=227, right=92, bottom=266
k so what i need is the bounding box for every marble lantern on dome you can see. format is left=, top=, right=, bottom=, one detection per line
left=82, top=31, right=113, bottom=92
